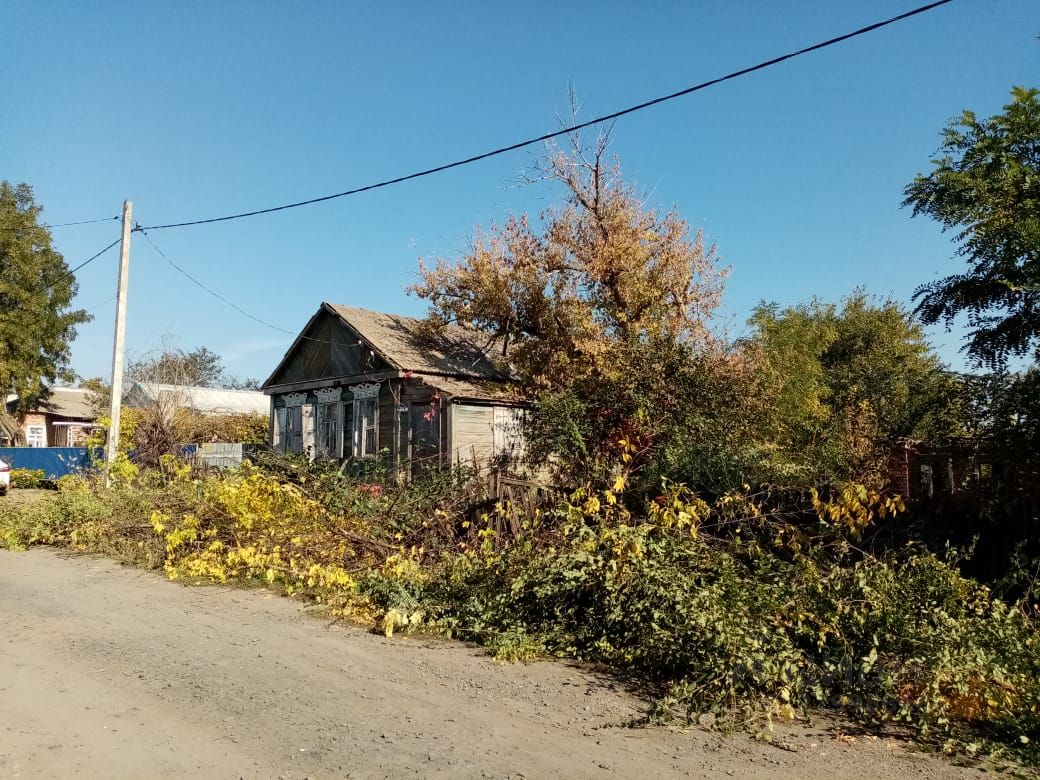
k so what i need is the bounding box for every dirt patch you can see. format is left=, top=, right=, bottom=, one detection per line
left=0, top=548, right=988, bottom=779
left=0, top=487, right=52, bottom=507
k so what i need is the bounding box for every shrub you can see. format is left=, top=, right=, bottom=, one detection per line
left=1, top=462, right=1036, bottom=763
left=415, top=481, right=1039, bottom=757
left=9, top=468, right=45, bottom=489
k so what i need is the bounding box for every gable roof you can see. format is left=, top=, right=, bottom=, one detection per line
left=6, top=386, right=96, bottom=420
left=263, top=303, right=509, bottom=391
left=325, top=304, right=505, bottom=379
left=125, top=383, right=269, bottom=415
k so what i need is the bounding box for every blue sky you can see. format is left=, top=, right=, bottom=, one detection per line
left=3, top=1, right=1037, bottom=383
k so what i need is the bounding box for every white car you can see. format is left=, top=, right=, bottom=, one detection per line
left=0, top=457, right=9, bottom=495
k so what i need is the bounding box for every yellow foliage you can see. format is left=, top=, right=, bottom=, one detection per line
left=646, top=479, right=708, bottom=537
left=149, top=466, right=367, bottom=601
left=810, top=484, right=905, bottom=539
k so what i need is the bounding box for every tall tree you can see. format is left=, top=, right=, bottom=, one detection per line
left=904, top=86, right=1040, bottom=368
left=410, top=133, right=728, bottom=390
left=126, top=344, right=257, bottom=389
left=0, top=182, right=90, bottom=410
left=410, top=134, right=732, bottom=484
left=128, top=345, right=225, bottom=387
left=747, top=292, right=956, bottom=486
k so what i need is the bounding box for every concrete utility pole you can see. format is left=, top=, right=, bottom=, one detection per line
left=105, top=200, right=133, bottom=486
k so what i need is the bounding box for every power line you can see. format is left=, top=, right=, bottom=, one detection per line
left=67, top=237, right=122, bottom=276
left=42, top=216, right=120, bottom=228
left=0, top=215, right=120, bottom=231
left=139, top=228, right=366, bottom=351
left=80, top=295, right=117, bottom=313
left=137, top=0, right=955, bottom=232
left=138, top=228, right=295, bottom=335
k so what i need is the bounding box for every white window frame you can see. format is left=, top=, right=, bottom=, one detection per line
left=351, top=383, right=380, bottom=460
left=314, top=387, right=343, bottom=460
left=285, top=406, right=303, bottom=453
left=272, top=407, right=287, bottom=452
left=26, top=424, right=47, bottom=448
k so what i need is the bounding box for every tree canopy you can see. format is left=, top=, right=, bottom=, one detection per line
left=0, top=182, right=90, bottom=411
left=410, top=134, right=728, bottom=391
left=904, top=86, right=1040, bottom=368
left=127, top=345, right=258, bottom=389
left=746, top=292, right=956, bottom=486
left=410, top=135, right=734, bottom=486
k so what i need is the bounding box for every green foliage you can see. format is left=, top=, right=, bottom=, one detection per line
left=746, top=291, right=954, bottom=486
left=528, top=336, right=762, bottom=492
left=9, top=468, right=45, bottom=489
left=1, top=457, right=1037, bottom=763
left=127, top=345, right=257, bottom=389
left=426, top=485, right=1039, bottom=757
left=905, top=86, right=1040, bottom=368
left=986, top=364, right=1040, bottom=455
left=176, top=411, right=269, bottom=445
left=0, top=182, right=90, bottom=408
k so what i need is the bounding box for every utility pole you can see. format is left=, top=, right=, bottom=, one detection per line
left=105, top=199, right=133, bottom=486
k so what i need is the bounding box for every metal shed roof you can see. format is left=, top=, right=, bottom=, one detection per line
left=125, top=383, right=269, bottom=415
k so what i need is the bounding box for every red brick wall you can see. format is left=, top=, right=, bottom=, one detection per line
left=18, top=412, right=48, bottom=446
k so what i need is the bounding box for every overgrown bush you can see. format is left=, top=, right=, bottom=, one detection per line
left=418, top=482, right=1039, bottom=757
left=9, top=468, right=45, bottom=489
left=0, top=461, right=1036, bottom=764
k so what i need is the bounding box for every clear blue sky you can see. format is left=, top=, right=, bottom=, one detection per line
left=3, top=1, right=1037, bottom=383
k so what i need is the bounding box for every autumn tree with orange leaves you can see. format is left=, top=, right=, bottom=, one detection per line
left=410, top=133, right=755, bottom=487
left=410, top=133, right=728, bottom=391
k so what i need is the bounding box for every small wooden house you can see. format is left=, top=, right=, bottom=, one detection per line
left=261, top=303, right=526, bottom=476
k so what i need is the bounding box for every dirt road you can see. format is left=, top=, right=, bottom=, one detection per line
left=0, top=549, right=983, bottom=779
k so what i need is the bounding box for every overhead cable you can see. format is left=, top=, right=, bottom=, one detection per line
left=138, top=228, right=295, bottom=335
left=139, top=229, right=366, bottom=350
left=67, top=238, right=122, bottom=276
left=137, top=0, right=955, bottom=232
left=0, top=215, right=120, bottom=231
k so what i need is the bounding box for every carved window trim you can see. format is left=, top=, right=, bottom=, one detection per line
left=283, top=391, right=308, bottom=407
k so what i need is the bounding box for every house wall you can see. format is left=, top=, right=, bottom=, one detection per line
left=20, top=413, right=49, bottom=447
left=449, top=402, right=527, bottom=473
left=268, top=378, right=528, bottom=478
left=450, top=404, right=495, bottom=468
left=266, top=311, right=390, bottom=387
left=270, top=378, right=440, bottom=468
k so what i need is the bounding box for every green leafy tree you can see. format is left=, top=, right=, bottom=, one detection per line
left=904, top=86, right=1040, bottom=368
left=747, top=291, right=955, bottom=486
left=127, top=344, right=258, bottom=389
left=128, top=345, right=224, bottom=387
left=0, top=182, right=91, bottom=410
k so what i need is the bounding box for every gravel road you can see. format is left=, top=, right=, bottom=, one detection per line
left=0, top=548, right=984, bottom=779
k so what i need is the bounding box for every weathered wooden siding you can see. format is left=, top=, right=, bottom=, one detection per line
left=378, top=382, right=396, bottom=461
left=267, top=310, right=390, bottom=387
left=493, top=406, right=527, bottom=462
left=269, top=375, right=525, bottom=476
left=450, top=404, right=495, bottom=467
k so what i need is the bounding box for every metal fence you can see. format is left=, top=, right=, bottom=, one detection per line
left=0, top=447, right=101, bottom=478
left=0, top=443, right=255, bottom=478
